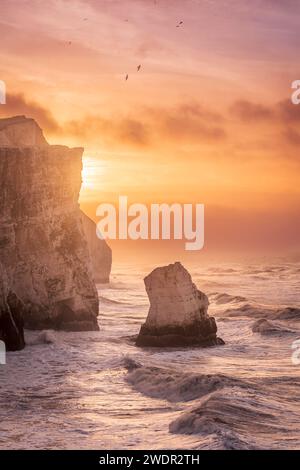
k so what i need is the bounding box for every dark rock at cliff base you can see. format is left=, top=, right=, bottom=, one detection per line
left=136, top=262, right=224, bottom=348
left=0, top=116, right=100, bottom=346
left=0, top=268, right=25, bottom=350
left=0, top=294, right=25, bottom=351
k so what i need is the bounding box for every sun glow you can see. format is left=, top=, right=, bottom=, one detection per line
left=81, top=156, right=106, bottom=190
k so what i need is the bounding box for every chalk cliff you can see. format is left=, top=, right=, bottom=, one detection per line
left=80, top=211, right=112, bottom=284
left=0, top=115, right=47, bottom=147
left=0, top=116, right=100, bottom=350
left=136, top=262, right=224, bottom=347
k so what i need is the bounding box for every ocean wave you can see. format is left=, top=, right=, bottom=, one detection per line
left=250, top=275, right=268, bottom=280
left=168, top=390, right=277, bottom=449
left=222, top=303, right=272, bottom=319
left=222, top=303, right=300, bottom=320
left=275, top=307, right=300, bottom=321
left=209, top=292, right=247, bottom=305
left=103, top=281, right=135, bottom=291
left=99, top=295, right=129, bottom=305
left=205, top=267, right=238, bottom=274
left=26, top=330, right=56, bottom=346
left=122, top=355, right=143, bottom=371
left=252, top=319, right=297, bottom=336
left=125, top=364, right=249, bottom=402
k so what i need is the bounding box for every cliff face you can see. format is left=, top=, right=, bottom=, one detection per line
left=0, top=116, right=99, bottom=349
left=136, top=262, right=224, bottom=347
left=0, top=115, right=47, bottom=147
left=80, top=211, right=112, bottom=284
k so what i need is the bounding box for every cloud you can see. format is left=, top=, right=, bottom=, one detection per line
left=4, top=93, right=300, bottom=157
left=231, top=98, right=300, bottom=125
left=148, top=102, right=226, bottom=142
left=230, top=100, right=274, bottom=122
left=230, top=98, right=300, bottom=156
left=278, top=99, right=300, bottom=123
left=64, top=101, right=226, bottom=148
left=0, top=94, right=149, bottom=147
left=0, top=93, right=60, bottom=133
left=65, top=115, right=149, bottom=148
left=118, top=118, right=148, bottom=145
left=277, top=101, right=300, bottom=151
left=283, top=127, right=300, bottom=146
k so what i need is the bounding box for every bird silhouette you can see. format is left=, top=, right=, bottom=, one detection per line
left=176, top=21, right=184, bottom=27
left=125, top=74, right=129, bottom=81
left=137, top=65, right=141, bottom=72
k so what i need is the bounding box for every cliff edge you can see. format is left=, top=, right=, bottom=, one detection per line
left=0, top=116, right=100, bottom=350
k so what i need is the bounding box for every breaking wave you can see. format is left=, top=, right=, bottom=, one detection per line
left=168, top=389, right=279, bottom=450
left=252, top=319, right=297, bottom=336
left=275, top=307, right=300, bottom=321
left=122, top=355, right=142, bottom=371
left=125, top=363, right=249, bottom=402
left=223, top=303, right=300, bottom=321
left=222, top=303, right=273, bottom=319
left=26, top=330, right=56, bottom=346
left=209, top=292, right=247, bottom=305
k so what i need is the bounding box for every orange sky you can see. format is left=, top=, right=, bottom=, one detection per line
left=0, top=0, right=299, bottom=261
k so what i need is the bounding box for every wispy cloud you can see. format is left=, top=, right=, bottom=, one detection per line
left=0, top=93, right=60, bottom=132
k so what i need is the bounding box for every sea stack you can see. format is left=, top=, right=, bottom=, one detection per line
left=136, top=262, right=224, bottom=347
left=0, top=116, right=100, bottom=350
left=80, top=211, right=112, bottom=284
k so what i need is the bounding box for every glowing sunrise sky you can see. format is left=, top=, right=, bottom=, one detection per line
left=0, top=0, right=299, bottom=260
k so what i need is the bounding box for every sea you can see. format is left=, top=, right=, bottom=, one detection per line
left=0, top=260, right=300, bottom=450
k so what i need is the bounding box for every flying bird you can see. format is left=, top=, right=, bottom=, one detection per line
left=137, top=64, right=141, bottom=72
left=125, top=74, right=129, bottom=81
left=176, top=21, right=184, bottom=27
